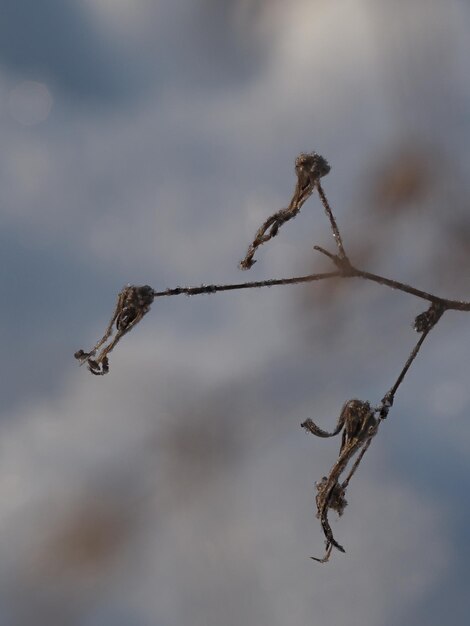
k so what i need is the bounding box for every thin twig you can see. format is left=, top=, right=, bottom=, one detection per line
left=152, top=269, right=470, bottom=311
left=152, top=272, right=340, bottom=298
left=388, top=328, right=432, bottom=401
left=353, top=269, right=449, bottom=306
left=316, top=181, right=347, bottom=259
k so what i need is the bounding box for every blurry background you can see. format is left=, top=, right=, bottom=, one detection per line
left=1, top=1, right=470, bottom=624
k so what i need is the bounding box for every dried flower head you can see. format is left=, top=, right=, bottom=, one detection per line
left=295, top=152, right=331, bottom=190
left=303, top=398, right=378, bottom=561
left=75, top=285, right=155, bottom=375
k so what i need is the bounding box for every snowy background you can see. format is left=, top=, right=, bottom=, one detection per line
left=1, top=1, right=470, bottom=624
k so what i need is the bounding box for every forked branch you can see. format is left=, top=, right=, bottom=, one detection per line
left=74, top=152, right=469, bottom=561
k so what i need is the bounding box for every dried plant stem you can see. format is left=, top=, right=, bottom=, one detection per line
left=312, top=430, right=377, bottom=561
left=152, top=269, right=470, bottom=312
left=387, top=327, right=433, bottom=401
left=316, top=181, right=347, bottom=259
left=353, top=269, right=453, bottom=307
left=152, top=272, right=340, bottom=298
left=341, top=436, right=373, bottom=491
left=311, top=323, right=438, bottom=562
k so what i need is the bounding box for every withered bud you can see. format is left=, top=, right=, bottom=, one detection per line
left=116, top=285, right=155, bottom=331
left=295, top=152, right=331, bottom=189
left=414, top=302, right=445, bottom=333
left=74, top=349, right=89, bottom=362
left=74, top=284, right=155, bottom=376
left=341, top=399, right=376, bottom=440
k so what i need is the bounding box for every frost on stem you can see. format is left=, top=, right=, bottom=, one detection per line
left=74, top=285, right=154, bottom=375
left=239, top=152, right=330, bottom=270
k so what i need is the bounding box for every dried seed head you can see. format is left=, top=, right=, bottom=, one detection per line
left=342, top=398, right=371, bottom=417
left=75, top=285, right=155, bottom=375
left=295, top=152, right=331, bottom=189
left=116, top=285, right=155, bottom=331
left=341, top=399, right=376, bottom=442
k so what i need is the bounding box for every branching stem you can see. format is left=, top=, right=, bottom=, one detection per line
left=74, top=151, right=469, bottom=562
